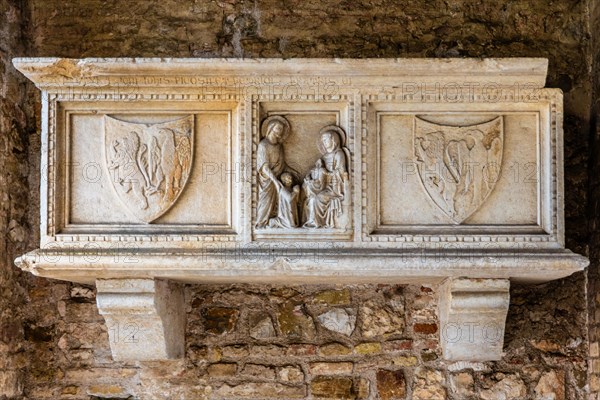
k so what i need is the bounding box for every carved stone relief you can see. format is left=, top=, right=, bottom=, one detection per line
left=301, top=125, right=351, bottom=229
left=255, top=115, right=297, bottom=228
left=104, top=115, right=194, bottom=223
left=414, top=117, right=504, bottom=224
left=255, top=116, right=351, bottom=231
left=11, top=57, right=589, bottom=363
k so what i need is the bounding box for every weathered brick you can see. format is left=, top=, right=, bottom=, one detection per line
left=311, top=376, right=354, bottom=399
left=241, top=364, right=276, bottom=379
left=188, top=345, right=222, bottom=364
left=61, top=385, right=78, bottom=395
left=207, top=363, right=237, bottom=377
left=383, top=340, right=413, bottom=352
left=216, top=382, right=306, bottom=398
left=252, top=344, right=286, bottom=357
left=287, top=344, right=317, bottom=356
left=590, top=374, right=600, bottom=392
left=278, top=366, right=304, bottom=383
left=355, top=342, right=382, bottom=355
left=309, top=362, right=353, bottom=375
left=593, top=359, right=600, bottom=374
left=202, top=307, right=239, bottom=335
left=357, top=377, right=370, bottom=399
left=391, top=356, right=418, bottom=367
left=222, top=344, right=249, bottom=358
left=591, top=342, right=600, bottom=358
left=413, top=323, right=438, bottom=335
left=421, top=351, right=438, bottom=362
left=376, top=369, right=406, bottom=400
left=530, top=339, right=562, bottom=353
left=319, top=342, right=352, bottom=356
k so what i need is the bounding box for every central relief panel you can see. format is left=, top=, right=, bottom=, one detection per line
left=252, top=100, right=354, bottom=240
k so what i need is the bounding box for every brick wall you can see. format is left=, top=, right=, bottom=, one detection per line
left=0, top=0, right=596, bottom=399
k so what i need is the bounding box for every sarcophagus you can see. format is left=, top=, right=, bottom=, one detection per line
left=13, top=57, right=587, bottom=362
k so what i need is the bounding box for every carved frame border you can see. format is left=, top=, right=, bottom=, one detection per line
left=249, top=93, right=357, bottom=242
left=360, top=90, right=563, bottom=247
left=42, top=92, right=245, bottom=246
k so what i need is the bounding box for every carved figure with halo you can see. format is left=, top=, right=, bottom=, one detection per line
left=301, top=125, right=350, bottom=229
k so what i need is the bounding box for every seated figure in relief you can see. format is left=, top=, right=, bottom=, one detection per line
left=302, top=127, right=349, bottom=229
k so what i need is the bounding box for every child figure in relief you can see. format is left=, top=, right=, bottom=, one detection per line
left=268, top=172, right=300, bottom=228
left=306, top=159, right=328, bottom=192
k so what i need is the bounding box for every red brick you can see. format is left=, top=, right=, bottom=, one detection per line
left=414, top=323, right=438, bottom=334
left=383, top=340, right=413, bottom=352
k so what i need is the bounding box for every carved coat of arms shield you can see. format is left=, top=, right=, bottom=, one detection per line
left=104, top=115, right=194, bottom=223
left=414, top=117, right=503, bottom=224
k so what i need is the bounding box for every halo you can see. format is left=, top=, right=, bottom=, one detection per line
left=261, top=115, right=291, bottom=141
left=317, top=125, right=346, bottom=154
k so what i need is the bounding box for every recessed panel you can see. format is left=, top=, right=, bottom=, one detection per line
left=253, top=102, right=353, bottom=239
left=68, top=111, right=232, bottom=227
left=378, top=113, right=538, bottom=226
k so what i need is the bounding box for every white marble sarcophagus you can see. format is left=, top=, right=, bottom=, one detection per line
left=13, top=58, right=588, bottom=362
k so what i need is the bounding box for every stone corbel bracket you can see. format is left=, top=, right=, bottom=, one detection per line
left=439, top=278, right=510, bottom=361
left=95, top=279, right=184, bottom=361
left=11, top=57, right=589, bottom=362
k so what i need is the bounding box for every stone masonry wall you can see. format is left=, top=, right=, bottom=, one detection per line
left=587, top=0, right=600, bottom=397
left=20, top=281, right=587, bottom=399
left=0, top=0, right=36, bottom=398
left=1, top=0, right=596, bottom=399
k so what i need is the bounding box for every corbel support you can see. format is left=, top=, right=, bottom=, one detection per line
left=95, top=279, right=185, bottom=361
left=438, top=278, right=510, bottom=361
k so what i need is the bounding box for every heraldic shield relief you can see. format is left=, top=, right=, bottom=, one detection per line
left=104, top=115, right=194, bottom=223
left=414, top=117, right=504, bottom=224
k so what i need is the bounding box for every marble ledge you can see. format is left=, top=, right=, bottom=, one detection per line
left=15, top=248, right=588, bottom=286
left=12, top=57, right=549, bottom=88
